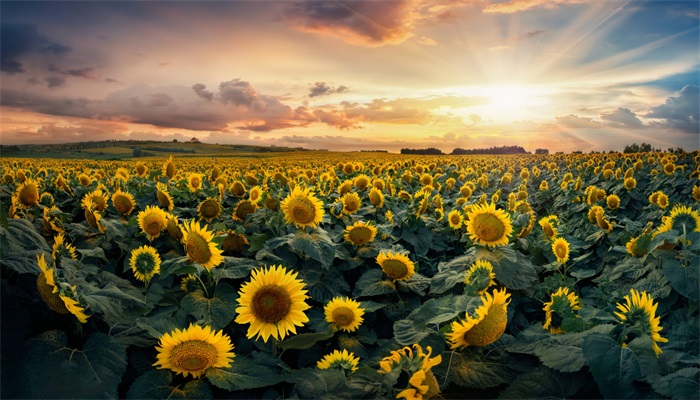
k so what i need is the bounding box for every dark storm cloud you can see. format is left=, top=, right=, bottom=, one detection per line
left=1, top=23, right=71, bottom=74
left=646, top=85, right=699, bottom=133
left=309, top=82, right=349, bottom=98
left=1, top=88, right=93, bottom=118
left=192, top=83, right=214, bottom=101
left=45, top=76, right=67, bottom=89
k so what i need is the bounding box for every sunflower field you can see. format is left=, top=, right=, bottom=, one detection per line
left=1, top=151, right=699, bottom=399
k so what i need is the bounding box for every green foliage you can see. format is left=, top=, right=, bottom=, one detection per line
left=206, top=356, right=284, bottom=391
left=127, top=370, right=213, bottom=399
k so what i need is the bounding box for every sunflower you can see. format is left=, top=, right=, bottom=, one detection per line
left=447, top=288, right=511, bottom=349
left=317, top=349, right=360, bottom=373
left=78, top=173, right=91, bottom=186
left=596, top=210, right=613, bottom=233
left=112, top=189, right=136, bottom=216
left=36, top=254, right=89, bottom=323
left=340, top=192, right=362, bottom=215
left=338, top=180, right=353, bottom=196
left=51, top=233, right=77, bottom=261
left=42, top=206, right=64, bottom=234
left=156, top=182, right=175, bottom=211
left=153, top=324, right=235, bottom=378
left=15, top=178, right=39, bottom=208
left=465, top=202, right=513, bottom=247
left=626, top=234, right=650, bottom=257
left=447, top=209, right=464, bottom=229
left=115, top=167, right=129, bottom=182
left=379, top=344, right=442, bottom=400
left=138, top=205, right=168, bottom=241
left=464, top=260, right=496, bottom=295
left=229, top=181, right=246, bottom=197
left=234, top=265, right=311, bottom=342
left=39, top=192, right=54, bottom=207
left=693, top=186, right=700, bottom=202
left=606, top=194, right=620, bottom=210
left=343, top=221, right=377, bottom=246
left=130, top=245, right=162, bottom=282
left=280, top=186, right=325, bottom=228
left=656, top=192, right=669, bottom=209
left=197, top=197, right=222, bottom=222
left=163, top=155, right=176, bottom=180
left=166, top=213, right=184, bottom=242
left=181, top=219, right=224, bottom=271
left=82, top=189, right=109, bottom=212
left=656, top=204, right=700, bottom=235
left=180, top=274, right=201, bottom=293
left=353, top=174, right=371, bottom=190
left=324, top=296, right=365, bottom=332
left=588, top=205, right=604, bottom=223
left=624, top=177, right=637, bottom=190
left=82, top=198, right=106, bottom=233
left=539, top=180, right=549, bottom=191
left=248, top=185, right=264, bottom=205
left=188, top=173, right=204, bottom=192
left=614, top=289, right=668, bottom=356
left=135, top=161, right=148, bottom=177
left=222, top=231, right=249, bottom=254
left=369, top=187, right=385, bottom=208
left=232, top=200, right=257, bottom=222
left=538, top=215, right=558, bottom=240
left=377, top=251, right=415, bottom=281
left=552, top=237, right=570, bottom=264
left=543, top=287, right=581, bottom=334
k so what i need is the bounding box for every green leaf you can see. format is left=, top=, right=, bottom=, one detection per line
left=430, top=254, right=472, bottom=294
left=81, top=282, right=150, bottom=324
left=446, top=353, right=515, bottom=389
left=662, top=256, right=699, bottom=301
left=278, top=329, right=335, bottom=350
left=127, top=369, right=213, bottom=399
left=493, top=251, right=538, bottom=290
left=498, top=367, right=584, bottom=399
left=533, top=324, right=614, bottom=372
left=289, top=368, right=351, bottom=400
left=651, top=368, right=699, bottom=399
left=205, top=356, right=283, bottom=391
left=160, top=256, right=198, bottom=278
left=4, top=218, right=51, bottom=251
left=353, top=269, right=396, bottom=297
left=180, top=282, right=238, bottom=330
left=211, top=256, right=262, bottom=280
left=290, top=229, right=337, bottom=267
left=16, top=330, right=127, bottom=399
left=394, top=295, right=470, bottom=346
left=77, top=247, right=108, bottom=263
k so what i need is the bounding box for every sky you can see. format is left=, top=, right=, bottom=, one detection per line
left=1, top=0, right=698, bottom=153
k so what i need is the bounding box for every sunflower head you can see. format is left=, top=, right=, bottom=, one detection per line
left=154, top=324, right=235, bottom=378
left=234, top=265, right=310, bottom=342
left=606, top=194, right=620, bottom=210
left=51, top=233, right=77, bottom=262
left=180, top=274, right=201, bottom=293
left=626, top=233, right=651, bottom=257
left=340, top=192, right=362, bottom=215
left=229, top=181, right=246, bottom=197
left=353, top=174, right=371, bottom=190
left=233, top=200, right=257, bottom=222
left=614, top=289, right=668, bottom=356
left=543, top=287, right=582, bottom=334
left=378, top=344, right=442, bottom=400
left=464, top=260, right=496, bottom=295
left=36, top=254, right=89, bottom=323
left=538, top=215, right=559, bottom=240
left=343, top=221, right=378, bottom=246
left=130, top=245, right=162, bottom=282
left=138, top=205, right=168, bottom=241
left=595, top=210, right=613, bottom=233
left=248, top=185, right=264, bottom=205
left=42, top=206, right=64, bottom=234
left=317, top=349, right=360, bottom=374
left=163, top=155, right=176, bottom=180
left=165, top=213, right=184, bottom=242
left=465, top=202, right=513, bottom=247
left=693, top=186, right=700, bottom=202
left=82, top=189, right=109, bottom=212
left=156, top=182, right=175, bottom=211
left=135, top=162, right=148, bottom=177
left=198, top=197, right=222, bottom=222
left=588, top=205, right=603, bottom=223
left=324, top=296, right=365, bottom=332
left=280, top=186, right=325, bottom=228
left=656, top=204, right=700, bottom=236
left=552, top=237, right=570, bottom=264
left=624, top=177, right=637, bottom=190
left=182, top=219, right=223, bottom=270
left=112, top=189, right=136, bottom=216
left=188, top=173, right=204, bottom=192
left=377, top=251, right=416, bottom=281
left=447, top=287, right=511, bottom=349
left=447, top=209, right=464, bottom=229
left=222, top=231, right=249, bottom=254
left=369, top=187, right=385, bottom=208
left=16, top=178, right=40, bottom=208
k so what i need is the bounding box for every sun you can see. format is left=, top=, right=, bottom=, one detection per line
left=456, top=84, right=553, bottom=122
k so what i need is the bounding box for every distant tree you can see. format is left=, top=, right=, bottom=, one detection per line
left=535, top=148, right=549, bottom=155
left=133, top=148, right=143, bottom=157
left=172, top=139, right=178, bottom=143
left=623, top=143, right=654, bottom=153
left=401, top=147, right=444, bottom=155
left=451, top=145, right=527, bottom=155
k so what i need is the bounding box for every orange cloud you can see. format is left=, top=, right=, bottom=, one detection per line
left=483, top=0, right=588, bottom=14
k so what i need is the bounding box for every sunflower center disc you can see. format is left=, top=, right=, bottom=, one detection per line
left=543, top=224, right=555, bottom=238
left=450, top=215, right=461, bottom=225
left=344, top=199, right=359, bottom=213
left=114, top=196, right=131, bottom=213
left=20, top=184, right=38, bottom=205
left=556, top=244, right=567, bottom=258
left=349, top=227, right=371, bottom=245
left=157, top=191, right=171, bottom=207
left=332, top=307, right=355, bottom=327
left=474, top=214, right=505, bottom=242
left=290, top=199, right=315, bottom=224
left=252, top=285, right=292, bottom=323
left=201, top=201, right=219, bottom=219
left=236, top=201, right=256, bottom=220
left=186, top=232, right=213, bottom=264
left=191, top=177, right=201, bottom=188
left=143, top=215, right=164, bottom=236
left=36, top=274, right=69, bottom=314
left=93, top=196, right=107, bottom=210
left=463, top=304, right=507, bottom=347
left=382, top=259, right=408, bottom=280
left=171, top=340, right=217, bottom=373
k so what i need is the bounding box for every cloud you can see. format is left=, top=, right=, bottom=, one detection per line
left=417, top=36, right=438, bottom=46
left=645, top=84, right=699, bottom=133
left=483, top=0, right=588, bottom=14
left=1, top=23, right=72, bottom=74
left=218, top=79, right=258, bottom=107
left=45, top=76, right=66, bottom=89
left=192, top=83, right=214, bottom=101
left=600, top=107, right=643, bottom=129
left=308, top=82, right=349, bottom=98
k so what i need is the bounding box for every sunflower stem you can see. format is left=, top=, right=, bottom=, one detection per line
left=195, top=272, right=210, bottom=298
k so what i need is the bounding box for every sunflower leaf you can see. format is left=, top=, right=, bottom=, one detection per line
left=288, top=368, right=351, bottom=400
left=211, top=256, right=262, bottom=280
left=290, top=229, right=337, bottom=268
left=498, top=367, right=585, bottom=399
left=533, top=324, right=614, bottom=372
left=127, top=369, right=213, bottom=399
left=650, top=367, right=700, bottom=399
left=430, top=254, right=473, bottom=294
left=353, top=269, right=396, bottom=297
left=181, top=281, right=238, bottom=330
left=206, top=356, right=283, bottom=391
left=278, top=329, right=335, bottom=350
left=661, top=255, right=699, bottom=301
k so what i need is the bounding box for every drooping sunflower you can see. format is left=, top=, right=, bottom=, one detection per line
left=112, top=189, right=136, bottom=216
left=138, top=205, right=168, bottom=241
left=15, top=178, right=40, bottom=208
left=181, top=219, right=224, bottom=271
left=369, top=187, right=385, bottom=208
left=317, top=349, right=360, bottom=373
left=42, top=206, right=64, bottom=234
left=626, top=234, right=650, bottom=257
left=464, top=260, right=496, bottom=295
left=130, top=245, right=162, bottom=282
left=180, top=274, right=201, bottom=293
left=197, top=197, right=222, bottom=222
left=595, top=210, right=613, bottom=233
left=280, top=186, right=325, bottom=228
left=221, top=231, right=249, bottom=254
left=378, top=344, right=442, bottom=400
left=51, top=233, right=77, bottom=261
left=82, top=198, right=106, bottom=233
left=656, top=204, right=700, bottom=235
left=588, top=205, right=604, bottom=223
left=229, top=181, right=246, bottom=197
left=156, top=182, right=175, bottom=211
left=340, top=192, right=362, bottom=215
left=232, top=200, right=257, bottom=222
left=324, top=296, right=365, bottom=332
left=234, top=265, right=311, bottom=342
left=153, top=324, right=235, bottom=378
left=552, top=237, right=570, bottom=264
left=465, top=202, right=513, bottom=247
left=447, top=287, right=511, bottom=349
left=36, top=254, right=89, bottom=323
left=135, top=161, right=148, bottom=177
left=343, top=221, right=377, bottom=246
left=115, top=167, right=129, bottom=182
left=163, top=155, right=176, bottom=180
left=543, top=287, right=582, bottom=334
left=82, top=189, right=109, bottom=212
left=614, top=289, right=668, bottom=356
left=166, top=213, right=184, bottom=242
left=538, top=215, right=559, bottom=240
left=447, top=209, right=464, bottom=229
left=693, top=185, right=700, bottom=202
left=377, top=251, right=416, bottom=281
